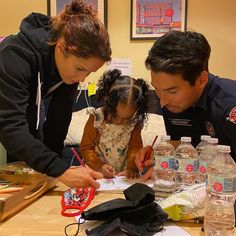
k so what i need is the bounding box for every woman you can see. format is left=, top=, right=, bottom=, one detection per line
left=0, top=0, right=111, bottom=188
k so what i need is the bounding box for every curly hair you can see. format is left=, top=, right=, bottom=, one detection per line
left=97, top=69, right=149, bottom=127
left=145, top=30, right=211, bottom=85
left=49, top=0, right=111, bottom=61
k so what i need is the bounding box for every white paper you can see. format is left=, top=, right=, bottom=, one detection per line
left=107, top=58, right=132, bottom=76
left=97, top=176, right=154, bottom=191
left=154, top=222, right=191, bottom=236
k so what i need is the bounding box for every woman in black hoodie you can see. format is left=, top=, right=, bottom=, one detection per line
left=0, top=0, right=111, bottom=188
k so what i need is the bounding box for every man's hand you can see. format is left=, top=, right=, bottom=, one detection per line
left=57, top=165, right=103, bottom=189
left=135, top=146, right=154, bottom=181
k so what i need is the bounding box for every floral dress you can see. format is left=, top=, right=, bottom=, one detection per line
left=89, top=108, right=137, bottom=173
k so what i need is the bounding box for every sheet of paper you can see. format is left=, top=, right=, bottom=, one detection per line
left=154, top=222, right=191, bottom=236
left=107, top=58, right=132, bottom=76
left=97, top=176, right=154, bottom=191
left=87, top=82, right=96, bottom=96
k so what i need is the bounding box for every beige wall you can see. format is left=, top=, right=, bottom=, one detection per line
left=0, top=0, right=47, bottom=35
left=0, top=0, right=235, bottom=84
left=108, top=0, right=236, bottom=82
left=187, top=0, right=236, bottom=80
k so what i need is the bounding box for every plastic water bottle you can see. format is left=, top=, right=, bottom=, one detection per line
left=198, top=138, right=218, bottom=183
left=175, top=137, right=198, bottom=186
left=153, top=135, right=176, bottom=182
left=204, top=145, right=236, bottom=236
left=196, top=135, right=211, bottom=155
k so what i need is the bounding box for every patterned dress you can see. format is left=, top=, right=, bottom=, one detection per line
left=89, top=108, right=137, bottom=173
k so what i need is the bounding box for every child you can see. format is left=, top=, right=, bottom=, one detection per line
left=80, top=69, right=149, bottom=178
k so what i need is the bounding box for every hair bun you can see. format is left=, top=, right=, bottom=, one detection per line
left=109, top=69, right=122, bottom=81
left=66, top=0, right=96, bottom=16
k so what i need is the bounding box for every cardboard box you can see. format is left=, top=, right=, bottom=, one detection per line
left=0, top=162, right=57, bottom=222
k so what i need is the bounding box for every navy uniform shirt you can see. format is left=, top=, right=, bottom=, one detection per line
left=161, top=74, right=236, bottom=161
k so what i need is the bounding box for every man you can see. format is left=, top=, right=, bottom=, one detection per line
left=136, top=30, right=236, bottom=180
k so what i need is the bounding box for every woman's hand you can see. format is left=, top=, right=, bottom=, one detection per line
left=57, top=165, right=103, bottom=189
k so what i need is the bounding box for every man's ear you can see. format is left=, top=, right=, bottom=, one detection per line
left=197, top=70, right=208, bottom=88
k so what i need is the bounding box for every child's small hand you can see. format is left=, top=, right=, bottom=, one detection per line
left=100, top=164, right=115, bottom=178
left=126, top=168, right=139, bottom=179
left=117, top=168, right=139, bottom=179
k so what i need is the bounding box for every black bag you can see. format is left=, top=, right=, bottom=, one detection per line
left=81, top=183, right=168, bottom=236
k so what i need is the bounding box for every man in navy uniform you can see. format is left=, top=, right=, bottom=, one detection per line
left=135, top=30, right=236, bottom=179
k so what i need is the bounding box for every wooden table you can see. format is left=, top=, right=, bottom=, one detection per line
left=0, top=183, right=233, bottom=236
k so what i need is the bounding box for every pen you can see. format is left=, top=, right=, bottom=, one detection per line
left=141, top=135, right=158, bottom=175
left=96, top=144, right=109, bottom=164
left=71, top=147, right=85, bottom=166
left=94, top=142, right=115, bottom=177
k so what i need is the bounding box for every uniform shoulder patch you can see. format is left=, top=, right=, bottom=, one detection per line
left=226, top=107, right=236, bottom=124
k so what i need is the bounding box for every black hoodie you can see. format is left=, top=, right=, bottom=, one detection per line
left=0, top=13, right=77, bottom=177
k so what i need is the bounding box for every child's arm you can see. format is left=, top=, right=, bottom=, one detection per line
left=126, top=125, right=143, bottom=178
left=80, top=115, right=115, bottom=178
left=80, top=114, right=104, bottom=171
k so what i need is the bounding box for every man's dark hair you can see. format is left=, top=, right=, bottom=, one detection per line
left=145, top=30, right=211, bottom=85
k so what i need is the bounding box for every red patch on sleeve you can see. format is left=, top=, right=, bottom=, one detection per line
left=226, top=107, right=236, bottom=124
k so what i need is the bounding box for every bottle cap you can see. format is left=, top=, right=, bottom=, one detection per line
left=216, top=145, right=231, bottom=152
left=207, top=138, right=218, bottom=144
left=161, top=135, right=171, bottom=141
left=180, top=136, right=191, bottom=142
left=200, top=135, right=211, bottom=141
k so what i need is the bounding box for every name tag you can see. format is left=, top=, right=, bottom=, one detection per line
left=169, top=118, right=192, bottom=127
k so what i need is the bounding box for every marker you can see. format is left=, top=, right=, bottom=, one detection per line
left=71, top=147, right=85, bottom=166
left=140, top=135, right=158, bottom=175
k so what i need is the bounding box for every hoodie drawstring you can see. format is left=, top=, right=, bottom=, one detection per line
left=35, top=72, right=64, bottom=130
left=36, top=72, right=42, bottom=130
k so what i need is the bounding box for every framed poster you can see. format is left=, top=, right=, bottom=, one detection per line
left=47, top=0, right=107, bottom=26
left=131, top=0, right=187, bottom=40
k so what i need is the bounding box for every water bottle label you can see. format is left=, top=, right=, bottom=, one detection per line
left=211, top=176, right=235, bottom=193
left=176, top=159, right=198, bottom=173
left=155, top=156, right=175, bottom=170
left=199, top=160, right=207, bottom=174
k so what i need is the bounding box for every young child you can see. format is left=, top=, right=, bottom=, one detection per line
left=80, top=69, right=149, bottom=178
